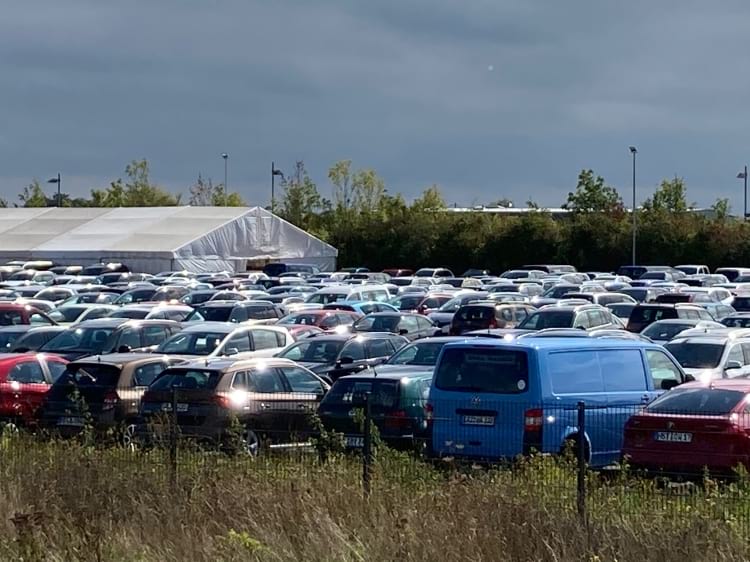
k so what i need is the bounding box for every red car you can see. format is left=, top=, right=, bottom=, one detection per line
left=277, top=310, right=361, bottom=332
left=0, top=303, right=57, bottom=327
left=623, top=380, right=750, bottom=475
left=0, top=353, right=68, bottom=427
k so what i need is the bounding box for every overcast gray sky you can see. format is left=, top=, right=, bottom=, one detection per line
left=3, top=0, right=750, bottom=210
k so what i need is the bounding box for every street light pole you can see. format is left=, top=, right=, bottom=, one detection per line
left=271, top=162, right=284, bottom=213
left=738, top=166, right=748, bottom=220
left=629, top=146, right=638, bottom=266
left=221, top=153, right=228, bottom=206
left=47, top=173, right=61, bottom=207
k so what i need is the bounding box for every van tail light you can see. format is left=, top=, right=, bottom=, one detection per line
left=102, top=391, right=119, bottom=412
left=384, top=410, right=410, bottom=430
left=523, top=408, right=543, bottom=455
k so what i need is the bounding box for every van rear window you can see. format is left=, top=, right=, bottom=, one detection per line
left=435, top=347, right=528, bottom=394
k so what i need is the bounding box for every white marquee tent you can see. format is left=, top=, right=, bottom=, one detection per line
left=0, top=206, right=337, bottom=273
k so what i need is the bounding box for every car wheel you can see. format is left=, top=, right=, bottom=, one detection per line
left=562, top=435, right=589, bottom=463
left=2, top=422, right=19, bottom=437
left=122, top=424, right=138, bottom=452
left=241, top=428, right=261, bottom=457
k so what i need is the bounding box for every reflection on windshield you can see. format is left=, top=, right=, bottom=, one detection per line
left=157, top=332, right=226, bottom=355
left=387, top=342, right=446, bottom=366
left=279, top=340, right=344, bottom=363
left=42, top=327, right=116, bottom=352
left=665, top=342, right=724, bottom=369
left=354, top=316, right=399, bottom=332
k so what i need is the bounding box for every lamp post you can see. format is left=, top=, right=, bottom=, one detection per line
left=47, top=173, right=61, bottom=207
left=738, top=166, right=748, bottom=220
left=629, top=146, right=637, bottom=266
left=221, top=153, right=228, bottom=204
left=271, top=162, right=284, bottom=213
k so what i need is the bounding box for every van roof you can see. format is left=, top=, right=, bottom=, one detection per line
left=442, top=336, right=658, bottom=352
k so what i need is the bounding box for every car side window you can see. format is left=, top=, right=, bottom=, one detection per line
left=365, top=339, right=392, bottom=359
left=574, top=312, right=591, bottom=329
left=226, top=332, right=251, bottom=353
left=250, top=330, right=280, bottom=350
left=30, top=313, right=52, bottom=326
left=279, top=366, right=324, bottom=394
left=499, top=308, right=513, bottom=322
left=85, top=308, right=110, bottom=320
left=515, top=307, right=530, bottom=322
left=416, top=316, right=433, bottom=330
left=231, top=371, right=248, bottom=390
left=118, top=328, right=142, bottom=349
left=133, top=363, right=166, bottom=387
left=142, top=326, right=168, bottom=347
left=399, top=316, right=419, bottom=333
left=645, top=349, right=683, bottom=389
left=727, top=345, right=745, bottom=373
left=8, top=361, right=46, bottom=384
left=340, top=341, right=365, bottom=361
left=697, top=309, right=713, bottom=321
left=46, top=360, right=67, bottom=382
left=168, top=310, right=189, bottom=321
left=248, top=369, right=285, bottom=393
left=229, top=308, right=248, bottom=323
left=319, top=315, right=339, bottom=329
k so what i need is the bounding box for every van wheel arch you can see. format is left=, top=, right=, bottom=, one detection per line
left=561, top=433, right=590, bottom=463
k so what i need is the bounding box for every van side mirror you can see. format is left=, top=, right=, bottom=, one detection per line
left=726, top=360, right=743, bottom=372
left=225, top=347, right=239, bottom=356
left=661, top=379, right=679, bottom=391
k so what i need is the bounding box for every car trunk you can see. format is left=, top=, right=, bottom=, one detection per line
left=452, top=308, right=495, bottom=334
left=42, top=364, right=122, bottom=427
left=141, top=388, right=220, bottom=429
left=624, top=413, right=750, bottom=471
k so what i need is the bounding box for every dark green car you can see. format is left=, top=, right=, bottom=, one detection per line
left=318, top=370, right=432, bottom=450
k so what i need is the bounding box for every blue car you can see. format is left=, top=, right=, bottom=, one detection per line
left=427, top=337, right=689, bottom=467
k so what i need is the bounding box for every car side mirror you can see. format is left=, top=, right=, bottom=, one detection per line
left=398, top=328, right=409, bottom=336
left=117, top=345, right=132, bottom=353
left=338, top=356, right=354, bottom=366
left=726, top=360, right=743, bottom=372
left=684, top=374, right=695, bottom=382
left=225, top=347, right=240, bottom=356
left=577, top=325, right=586, bottom=330
left=661, top=379, right=679, bottom=391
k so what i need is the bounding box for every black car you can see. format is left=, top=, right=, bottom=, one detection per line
left=38, top=318, right=182, bottom=360
left=427, top=292, right=490, bottom=332
left=185, top=301, right=283, bottom=324
left=38, top=353, right=184, bottom=439
left=276, top=332, right=408, bottom=382
left=625, top=303, right=713, bottom=333
left=352, top=312, right=437, bottom=341
left=721, top=313, right=750, bottom=328
left=732, top=295, right=750, bottom=313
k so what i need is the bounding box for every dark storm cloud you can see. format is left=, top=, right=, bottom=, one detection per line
left=2, top=0, right=750, bottom=210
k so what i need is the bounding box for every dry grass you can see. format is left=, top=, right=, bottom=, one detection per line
left=0, top=437, right=747, bottom=561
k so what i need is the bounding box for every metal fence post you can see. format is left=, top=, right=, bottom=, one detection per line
left=576, top=401, right=586, bottom=522
left=362, top=392, right=372, bottom=498
left=170, top=388, right=178, bottom=488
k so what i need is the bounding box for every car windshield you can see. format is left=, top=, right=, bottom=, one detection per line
left=156, top=331, right=227, bottom=355
left=0, top=330, right=24, bottom=350
left=438, top=298, right=463, bottom=313
left=543, top=286, right=579, bottom=298
left=186, top=307, right=232, bottom=322
left=391, top=295, right=423, bottom=310
left=664, top=342, right=724, bottom=369
left=306, top=292, right=347, bottom=304
left=435, top=347, right=529, bottom=393
left=354, top=316, right=400, bottom=332
left=48, top=307, right=87, bottom=323
left=518, top=311, right=574, bottom=330
left=278, top=313, right=323, bottom=326
left=278, top=340, right=345, bottom=363
left=109, top=309, right=149, bottom=319
left=640, top=272, right=666, bottom=280
left=387, top=341, right=448, bottom=366
left=150, top=369, right=222, bottom=390
left=41, top=327, right=117, bottom=352
left=646, top=387, right=746, bottom=415
left=641, top=322, right=694, bottom=341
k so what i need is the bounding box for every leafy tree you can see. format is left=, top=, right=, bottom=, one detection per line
left=643, top=177, right=690, bottom=213
left=188, top=174, right=245, bottom=206
left=711, top=198, right=731, bottom=221
left=564, top=169, right=624, bottom=214
left=351, top=168, right=386, bottom=213
left=328, top=160, right=353, bottom=211
left=18, top=180, right=48, bottom=207
left=278, top=161, right=327, bottom=228
left=90, top=160, right=180, bottom=207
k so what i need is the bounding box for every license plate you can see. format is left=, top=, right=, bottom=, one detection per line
left=461, top=415, right=495, bottom=426
left=345, top=436, right=364, bottom=448
left=57, top=416, right=84, bottom=427
left=161, top=403, right=189, bottom=413
left=655, top=431, right=692, bottom=443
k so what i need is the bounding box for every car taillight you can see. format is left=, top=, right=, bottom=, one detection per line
left=384, top=410, right=410, bottom=430
left=524, top=408, right=543, bottom=433
left=102, top=391, right=119, bottom=412
left=213, top=395, right=231, bottom=409
left=424, top=402, right=434, bottom=428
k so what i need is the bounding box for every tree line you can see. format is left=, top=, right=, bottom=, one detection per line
left=11, top=159, right=747, bottom=271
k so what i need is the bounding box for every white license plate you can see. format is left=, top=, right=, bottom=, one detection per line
left=345, top=436, right=364, bottom=448
left=161, top=403, right=189, bottom=413
left=461, top=415, right=495, bottom=426
left=655, top=431, right=692, bottom=443
left=57, top=416, right=84, bottom=427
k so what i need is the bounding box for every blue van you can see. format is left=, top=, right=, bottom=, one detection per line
left=427, top=337, right=688, bottom=467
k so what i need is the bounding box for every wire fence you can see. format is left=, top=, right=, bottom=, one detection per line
left=5, top=388, right=750, bottom=533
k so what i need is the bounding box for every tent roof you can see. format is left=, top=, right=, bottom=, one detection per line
left=0, top=206, right=337, bottom=258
